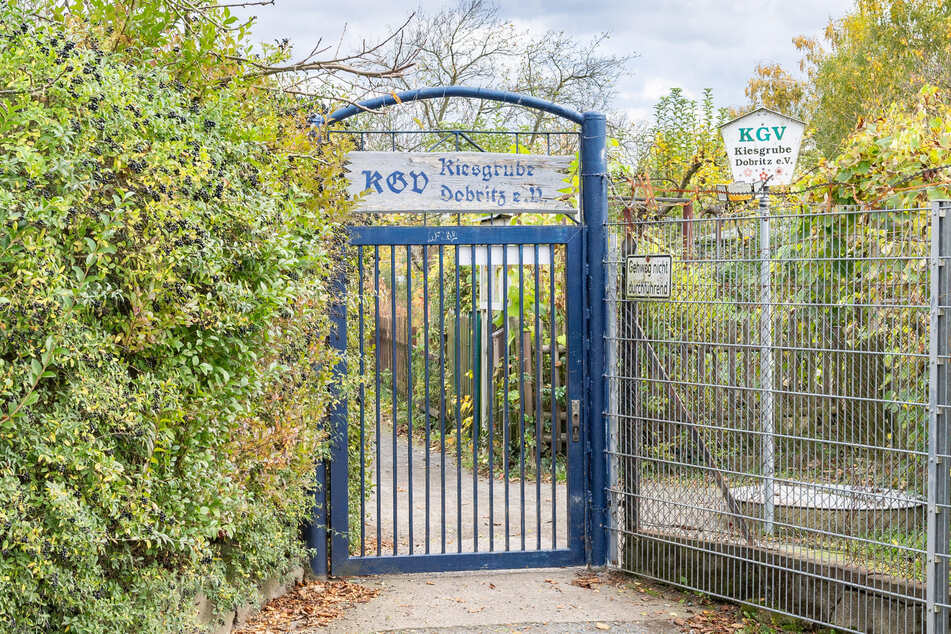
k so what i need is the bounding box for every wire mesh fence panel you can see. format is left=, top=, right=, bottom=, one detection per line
left=606, top=201, right=941, bottom=633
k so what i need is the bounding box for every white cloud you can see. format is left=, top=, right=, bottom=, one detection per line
left=639, top=78, right=694, bottom=102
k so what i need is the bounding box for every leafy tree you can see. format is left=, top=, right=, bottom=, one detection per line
left=644, top=89, right=729, bottom=194
left=746, top=0, right=951, bottom=157
left=805, top=84, right=951, bottom=207
left=744, top=61, right=809, bottom=121
left=621, top=88, right=730, bottom=215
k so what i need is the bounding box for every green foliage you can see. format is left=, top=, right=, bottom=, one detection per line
left=631, top=88, right=730, bottom=214
left=746, top=0, right=951, bottom=158
left=806, top=85, right=951, bottom=207
left=0, top=4, right=350, bottom=632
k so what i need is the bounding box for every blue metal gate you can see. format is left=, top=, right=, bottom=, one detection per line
left=307, top=88, right=609, bottom=576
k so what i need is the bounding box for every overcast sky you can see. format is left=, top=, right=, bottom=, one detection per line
left=232, top=0, right=854, bottom=123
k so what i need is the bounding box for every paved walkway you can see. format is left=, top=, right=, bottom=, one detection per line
left=360, top=424, right=568, bottom=555
left=320, top=425, right=701, bottom=632
left=318, top=567, right=700, bottom=633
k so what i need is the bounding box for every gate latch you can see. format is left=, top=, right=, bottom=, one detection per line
left=570, top=399, right=581, bottom=442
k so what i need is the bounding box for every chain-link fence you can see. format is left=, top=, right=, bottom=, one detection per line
left=606, top=199, right=951, bottom=633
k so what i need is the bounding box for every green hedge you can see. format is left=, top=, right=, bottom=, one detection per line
left=0, top=5, right=350, bottom=632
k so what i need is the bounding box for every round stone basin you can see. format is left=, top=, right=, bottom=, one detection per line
left=724, top=483, right=925, bottom=536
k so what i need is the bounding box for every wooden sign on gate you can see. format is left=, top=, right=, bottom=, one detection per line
left=345, top=151, right=577, bottom=213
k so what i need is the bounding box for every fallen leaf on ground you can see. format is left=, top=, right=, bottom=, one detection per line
left=234, top=578, right=380, bottom=633
left=571, top=574, right=602, bottom=589
left=680, top=604, right=755, bottom=633
left=595, top=622, right=611, bottom=630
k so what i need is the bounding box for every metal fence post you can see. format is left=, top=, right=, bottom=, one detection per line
left=928, top=199, right=951, bottom=633
left=759, top=189, right=775, bottom=536
left=582, top=111, right=609, bottom=566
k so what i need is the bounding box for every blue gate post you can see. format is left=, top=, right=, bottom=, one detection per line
left=581, top=111, right=609, bottom=566
left=326, top=265, right=350, bottom=574
left=305, top=460, right=328, bottom=576
left=305, top=265, right=347, bottom=576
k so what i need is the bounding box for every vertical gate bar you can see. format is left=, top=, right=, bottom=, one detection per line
left=518, top=244, right=527, bottom=550
left=358, top=248, right=366, bottom=557
left=550, top=246, right=558, bottom=547
left=487, top=242, right=495, bottom=551
left=406, top=245, right=414, bottom=554
left=455, top=133, right=462, bottom=226
left=759, top=192, right=775, bottom=535
left=455, top=246, right=463, bottom=553
left=928, top=199, right=951, bottom=634
left=374, top=246, right=382, bottom=556
left=439, top=245, right=447, bottom=554
left=471, top=244, right=479, bottom=551
left=503, top=243, right=511, bottom=550
left=534, top=244, right=543, bottom=550
left=423, top=244, right=431, bottom=554
left=328, top=264, right=349, bottom=571
left=581, top=111, right=609, bottom=566
left=391, top=247, right=398, bottom=555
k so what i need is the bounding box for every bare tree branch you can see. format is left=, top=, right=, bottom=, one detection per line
left=232, top=13, right=417, bottom=81
left=347, top=0, right=635, bottom=145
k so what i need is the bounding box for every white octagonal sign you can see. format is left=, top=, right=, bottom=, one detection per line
left=720, top=108, right=805, bottom=187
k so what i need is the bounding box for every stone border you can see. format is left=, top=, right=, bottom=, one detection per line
left=195, top=564, right=310, bottom=633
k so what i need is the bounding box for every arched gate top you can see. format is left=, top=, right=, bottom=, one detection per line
left=312, top=86, right=586, bottom=127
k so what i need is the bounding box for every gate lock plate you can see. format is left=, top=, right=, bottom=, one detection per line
left=570, top=399, right=580, bottom=442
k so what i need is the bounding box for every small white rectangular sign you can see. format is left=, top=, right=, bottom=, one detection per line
left=625, top=255, right=672, bottom=299
left=345, top=151, right=575, bottom=213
